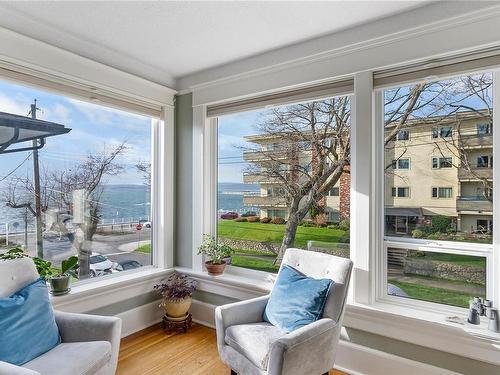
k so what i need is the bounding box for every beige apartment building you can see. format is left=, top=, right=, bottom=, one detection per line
left=242, top=110, right=493, bottom=236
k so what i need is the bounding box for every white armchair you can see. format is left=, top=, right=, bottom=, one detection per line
left=0, top=257, right=122, bottom=375
left=215, top=248, right=353, bottom=375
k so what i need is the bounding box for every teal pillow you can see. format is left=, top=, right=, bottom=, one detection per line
left=0, top=278, right=60, bottom=365
left=263, top=264, right=333, bottom=332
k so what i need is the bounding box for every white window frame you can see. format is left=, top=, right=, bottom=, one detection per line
left=374, top=69, right=500, bottom=314
left=0, top=70, right=175, bottom=292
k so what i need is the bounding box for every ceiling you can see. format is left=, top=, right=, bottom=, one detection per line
left=0, top=1, right=431, bottom=88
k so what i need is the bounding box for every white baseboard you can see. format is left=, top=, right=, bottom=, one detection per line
left=116, top=299, right=164, bottom=338
left=116, top=299, right=459, bottom=375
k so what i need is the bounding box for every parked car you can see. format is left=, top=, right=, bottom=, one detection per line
left=89, top=253, right=115, bottom=277
left=139, top=219, right=152, bottom=228
left=221, top=211, right=239, bottom=219
left=241, top=211, right=257, bottom=217
left=115, top=260, right=143, bottom=271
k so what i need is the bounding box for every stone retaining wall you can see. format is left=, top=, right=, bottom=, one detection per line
left=404, top=258, right=485, bottom=285
left=219, top=237, right=281, bottom=254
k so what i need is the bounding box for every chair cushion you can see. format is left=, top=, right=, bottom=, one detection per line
left=0, top=278, right=60, bottom=366
left=225, top=322, right=285, bottom=370
left=0, top=257, right=39, bottom=298
left=23, top=341, right=111, bottom=375
left=263, top=264, right=333, bottom=332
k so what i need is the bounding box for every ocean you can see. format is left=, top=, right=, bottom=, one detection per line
left=0, top=183, right=259, bottom=233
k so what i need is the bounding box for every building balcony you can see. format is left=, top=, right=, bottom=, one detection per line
left=456, top=196, right=492, bottom=213
left=459, top=133, right=492, bottom=149
left=243, top=150, right=289, bottom=162
left=243, top=195, right=288, bottom=207
left=457, top=166, right=492, bottom=181
left=242, top=173, right=284, bottom=184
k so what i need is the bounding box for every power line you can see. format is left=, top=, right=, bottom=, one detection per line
left=0, top=152, right=32, bottom=182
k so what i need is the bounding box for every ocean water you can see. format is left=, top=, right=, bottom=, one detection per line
left=0, top=183, right=258, bottom=233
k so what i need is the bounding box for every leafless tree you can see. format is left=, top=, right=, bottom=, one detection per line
left=135, top=161, right=151, bottom=187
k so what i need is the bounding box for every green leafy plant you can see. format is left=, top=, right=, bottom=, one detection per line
left=58, top=256, right=79, bottom=277
left=153, top=272, right=197, bottom=301
left=32, top=257, right=55, bottom=279
left=197, top=235, right=234, bottom=265
left=0, top=247, right=26, bottom=260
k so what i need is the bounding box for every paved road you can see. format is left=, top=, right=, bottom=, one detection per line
left=3, top=228, right=151, bottom=268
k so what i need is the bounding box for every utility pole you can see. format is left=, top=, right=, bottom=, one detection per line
left=29, top=99, right=43, bottom=258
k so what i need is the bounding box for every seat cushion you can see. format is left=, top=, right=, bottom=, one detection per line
left=225, top=322, right=285, bottom=370
left=23, top=341, right=111, bottom=375
left=0, top=278, right=60, bottom=366
left=263, top=264, right=333, bottom=332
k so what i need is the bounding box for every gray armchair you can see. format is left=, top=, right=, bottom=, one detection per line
left=215, top=248, right=353, bottom=375
left=0, top=257, right=122, bottom=375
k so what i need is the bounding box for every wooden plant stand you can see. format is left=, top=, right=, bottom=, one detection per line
left=162, top=313, right=193, bottom=333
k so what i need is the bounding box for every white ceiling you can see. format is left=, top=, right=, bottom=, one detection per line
left=0, top=1, right=431, bottom=88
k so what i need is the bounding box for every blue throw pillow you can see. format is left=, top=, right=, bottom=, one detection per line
left=0, top=278, right=60, bottom=365
left=263, top=264, right=333, bottom=332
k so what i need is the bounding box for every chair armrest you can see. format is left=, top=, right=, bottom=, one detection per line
left=54, top=311, right=122, bottom=374
left=0, top=361, right=40, bottom=375
left=267, top=318, right=341, bottom=375
left=215, top=295, right=270, bottom=350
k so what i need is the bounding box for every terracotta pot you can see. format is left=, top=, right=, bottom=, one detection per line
left=162, top=296, right=192, bottom=318
left=205, top=261, right=226, bottom=276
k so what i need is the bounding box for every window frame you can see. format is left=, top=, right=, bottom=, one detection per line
left=0, top=71, right=175, bottom=287
left=375, top=70, right=498, bottom=314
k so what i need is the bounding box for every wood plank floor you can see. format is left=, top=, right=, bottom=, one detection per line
left=117, top=323, right=348, bottom=375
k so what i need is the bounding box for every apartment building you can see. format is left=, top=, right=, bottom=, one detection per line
left=243, top=110, right=493, bottom=235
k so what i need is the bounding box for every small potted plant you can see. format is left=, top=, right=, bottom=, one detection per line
left=197, top=235, right=234, bottom=276
left=47, top=256, right=79, bottom=295
left=154, top=272, right=197, bottom=318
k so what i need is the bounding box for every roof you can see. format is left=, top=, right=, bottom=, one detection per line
left=0, top=111, right=71, bottom=153
left=385, top=207, right=423, bottom=217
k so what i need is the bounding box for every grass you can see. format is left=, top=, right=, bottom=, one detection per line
left=389, top=280, right=483, bottom=308
left=231, top=255, right=279, bottom=273
left=217, top=220, right=349, bottom=248
left=416, top=252, right=486, bottom=268
left=135, top=244, right=151, bottom=253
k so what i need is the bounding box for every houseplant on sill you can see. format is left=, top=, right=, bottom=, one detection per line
left=0, top=248, right=78, bottom=295
left=47, top=256, right=79, bottom=295
left=197, top=234, right=234, bottom=276
left=154, top=272, right=197, bottom=318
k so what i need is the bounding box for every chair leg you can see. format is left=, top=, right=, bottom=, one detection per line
left=231, top=370, right=237, bottom=375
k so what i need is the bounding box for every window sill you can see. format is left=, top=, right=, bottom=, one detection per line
left=50, top=267, right=173, bottom=313
left=177, top=266, right=500, bottom=366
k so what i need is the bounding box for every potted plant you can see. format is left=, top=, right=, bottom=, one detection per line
left=46, top=256, right=79, bottom=295
left=197, top=235, right=234, bottom=276
left=154, top=272, right=197, bottom=318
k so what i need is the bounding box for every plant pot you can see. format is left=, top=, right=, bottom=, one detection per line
left=49, top=275, right=71, bottom=295
left=223, top=256, right=232, bottom=265
left=205, top=261, right=226, bottom=276
left=161, top=296, right=192, bottom=318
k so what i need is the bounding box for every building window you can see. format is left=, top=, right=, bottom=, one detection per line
left=217, top=94, right=352, bottom=273
left=397, top=130, right=410, bottom=141
left=391, top=187, right=410, bottom=198
left=328, top=187, right=340, bottom=196
left=383, top=71, right=492, bottom=308
left=393, top=158, right=410, bottom=170
left=431, top=126, right=453, bottom=138
left=477, top=155, right=493, bottom=168
left=432, top=156, right=452, bottom=169
left=432, top=187, right=453, bottom=199
left=477, top=123, right=492, bottom=135
left=0, top=78, right=154, bottom=280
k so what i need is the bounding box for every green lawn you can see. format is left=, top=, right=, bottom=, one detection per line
left=389, top=280, right=481, bottom=308
left=217, top=220, right=349, bottom=248
left=135, top=244, right=151, bottom=253
left=416, top=253, right=486, bottom=268
left=231, top=255, right=280, bottom=273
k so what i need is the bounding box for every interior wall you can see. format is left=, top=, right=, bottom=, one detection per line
left=175, top=93, right=194, bottom=268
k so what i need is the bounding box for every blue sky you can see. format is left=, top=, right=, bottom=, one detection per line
left=0, top=79, right=152, bottom=185
left=218, top=109, right=264, bottom=183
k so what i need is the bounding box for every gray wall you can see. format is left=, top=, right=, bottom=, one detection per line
left=175, top=93, right=193, bottom=268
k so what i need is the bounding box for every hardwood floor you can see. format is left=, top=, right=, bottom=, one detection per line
left=117, top=323, right=347, bottom=375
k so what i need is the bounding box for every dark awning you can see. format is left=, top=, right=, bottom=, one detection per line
left=385, top=207, right=423, bottom=217
left=0, top=111, right=71, bottom=154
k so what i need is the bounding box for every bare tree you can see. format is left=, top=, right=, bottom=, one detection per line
left=135, top=161, right=151, bottom=187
